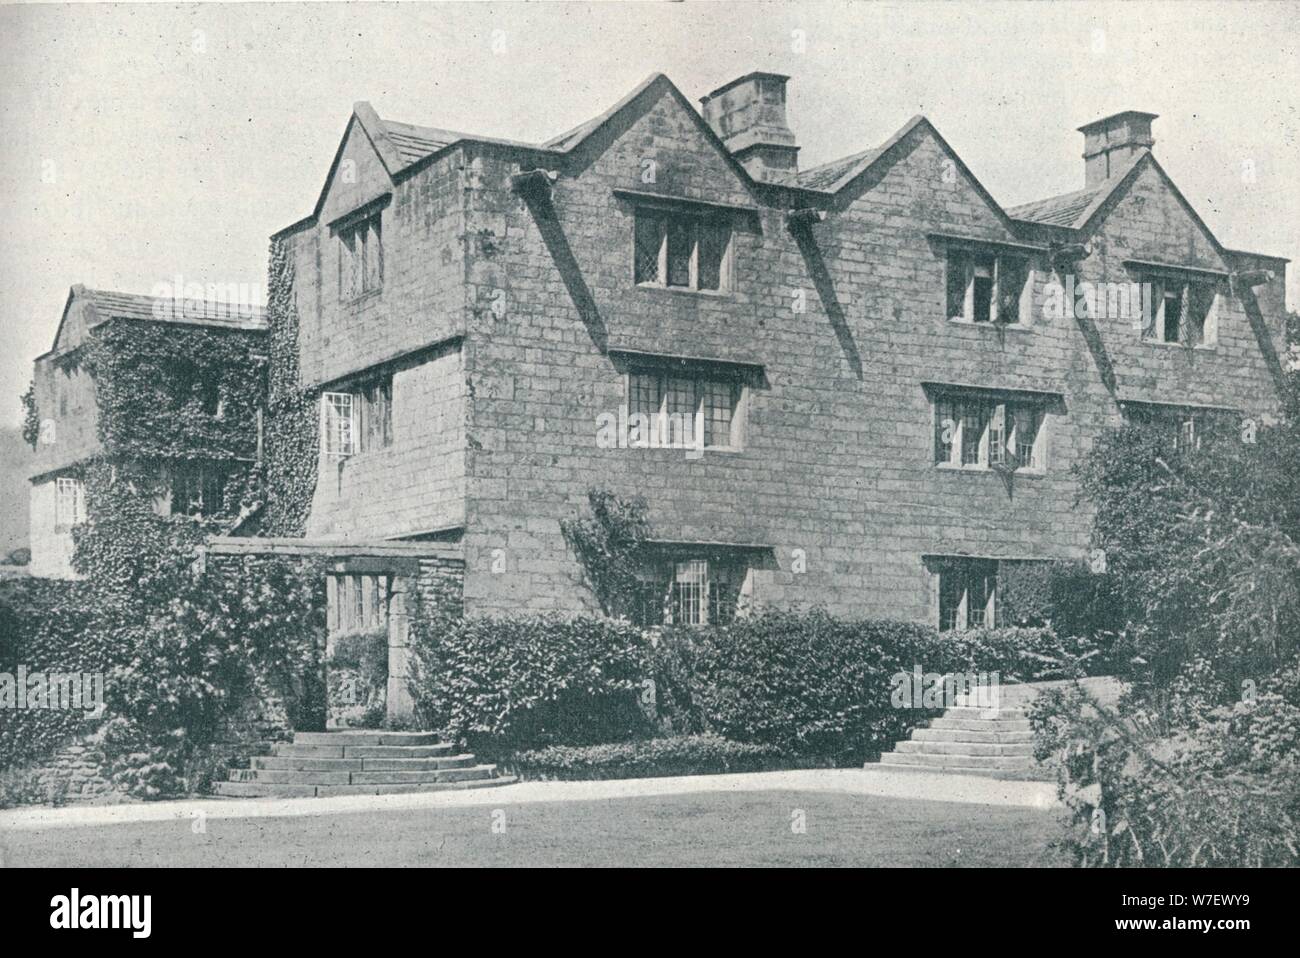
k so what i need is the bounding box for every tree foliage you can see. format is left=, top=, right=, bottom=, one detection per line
left=1079, top=415, right=1300, bottom=690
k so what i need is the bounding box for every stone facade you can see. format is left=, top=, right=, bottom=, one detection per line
left=271, top=73, right=1291, bottom=628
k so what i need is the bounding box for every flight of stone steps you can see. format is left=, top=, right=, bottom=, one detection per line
left=877, top=699, right=1050, bottom=780
left=215, top=730, right=516, bottom=798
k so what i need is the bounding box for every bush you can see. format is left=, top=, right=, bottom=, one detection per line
left=680, top=611, right=941, bottom=764
left=409, top=614, right=654, bottom=757
left=1029, top=658, right=1300, bottom=867
left=511, top=734, right=787, bottom=780
left=5, top=548, right=30, bottom=567
left=937, top=626, right=1110, bottom=682
left=0, top=578, right=130, bottom=771
left=1079, top=418, right=1300, bottom=689
left=998, top=560, right=1124, bottom=639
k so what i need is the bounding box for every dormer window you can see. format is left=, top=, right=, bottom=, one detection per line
left=338, top=210, right=383, bottom=301
left=1143, top=278, right=1217, bottom=346
left=945, top=249, right=1032, bottom=326
left=634, top=208, right=731, bottom=292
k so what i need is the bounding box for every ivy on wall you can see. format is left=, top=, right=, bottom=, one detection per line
left=20, top=381, right=40, bottom=449
left=72, top=461, right=227, bottom=603
left=560, top=489, right=652, bottom=619
left=262, top=237, right=320, bottom=536
left=84, top=322, right=264, bottom=462
left=63, top=315, right=268, bottom=596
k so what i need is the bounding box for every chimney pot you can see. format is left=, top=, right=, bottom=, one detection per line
left=1077, top=111, right=1158, bottom=188
left=700, top=72, right=799, bottom=183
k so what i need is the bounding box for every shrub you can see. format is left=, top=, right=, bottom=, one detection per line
left=409, top=614, right=654, bottom=757
left=998, top=560, right=1124, bottom=639
left=936, top=626, right=1109, bottom=682
left=559, top=489, right=651, bottom=618
left=410, top=609, right=1092, bottom=768
left=5, top=548, right=30, bottom=567
left=1079, top=418, right=1300, bottom=689
left=0, top=578, right=130, bottom=771
left=684, top=611, right=939, bottom=764
left=511, top=734, right=787, bottom=780
left=1028, top=658, right=1300, bottom=867
left=107, top=557, right=324, bottom=741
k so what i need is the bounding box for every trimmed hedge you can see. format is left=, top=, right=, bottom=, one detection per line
left=409, top=609, right=1095, bottom=767
left=663, top=612, right=941, bottom=763
left=409, top=614, right=654, bottom=757
left=511, top=734, right=787, bottom=780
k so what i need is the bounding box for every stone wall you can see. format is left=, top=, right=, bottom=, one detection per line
left=305, top=343, right=467, bottom=540
left=273, top=83, right=1290, bottom=627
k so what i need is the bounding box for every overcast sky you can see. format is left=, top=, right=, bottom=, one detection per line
left=1, top=0, right=1297, bottom=428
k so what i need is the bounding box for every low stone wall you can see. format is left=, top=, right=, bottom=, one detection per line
left=28, top=733, right=117, bottom=803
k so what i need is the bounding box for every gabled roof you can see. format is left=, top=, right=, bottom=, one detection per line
left=1010, top=149, right=1230, bottom=262
left=1006, top=149, right=1148, bottom=229
left=41, top=285, right=266, bottom=360
left=791, top=116, right=927, bottom=193
left=283, top=73, right=1242, bottom=261
left=1006, top=185, right=1101, bottom=227
left=80, top=287, right=267, bottom=329
left=380, top=119, right=470, bottom=169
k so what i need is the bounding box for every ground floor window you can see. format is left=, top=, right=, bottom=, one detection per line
left=938, top=558, right=998, bottom=631
left=633, top=555, right=746, bottom=627
left=1121, top=402, right=1235, bottom=457
left=54, top=476, right=86, bottom=532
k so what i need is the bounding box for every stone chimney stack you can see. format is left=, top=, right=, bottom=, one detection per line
left=1078, top=111, right=1158, bottom=188
left=700, top=72, right=799, bottom=182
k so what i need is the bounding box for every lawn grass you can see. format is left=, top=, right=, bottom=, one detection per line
left=2, top=789, right=1069, bottom=867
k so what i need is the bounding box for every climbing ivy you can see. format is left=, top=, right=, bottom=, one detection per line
left=83, top=321, right=264, bottom=462
left=560, top=489, right=652, bottom=619
left=20, top=381, right=39, bottom=449
left=262, top=237, right=320, bottom=535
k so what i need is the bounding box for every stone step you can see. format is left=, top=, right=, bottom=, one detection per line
left=871, top=762, right=1055, bottom=782
left=253, top=757, right=364, bottom=772
left=895, top=740, right=1034, bottom=757
left=271, top=744, right=346, bottom=759
left=213, top=776, right=518, bottom=799
left=213, top=782, right=320, bottom=798
left=355, top=755, right=479, bottom=771
left=929, top=718, right=1032, bottom=733
left=292, top=731, right=446, bottom=747
left=940, top=706, right=1029, bottom=721
left=227, top=764, right=500, bottom=787
left=341, top=744, right=456, bottom=759
left=880, top=751, right=1031, bottom=771
left=349, top=766, right=498, bottom=785
left=229, top=769, right=352, bottom=785
left=911, top=727, right=1033, bottom=745
left=315, top=777, right=517, bottom=797
left=269, top=742, right=457, bottom=759
left=254, top=754, right=477, bottom=772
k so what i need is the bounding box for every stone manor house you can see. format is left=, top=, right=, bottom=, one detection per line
left=31, top=72, right=1291, bottom=703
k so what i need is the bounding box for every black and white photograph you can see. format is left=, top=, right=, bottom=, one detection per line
left=0, top=0, right=1296, bottom=923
